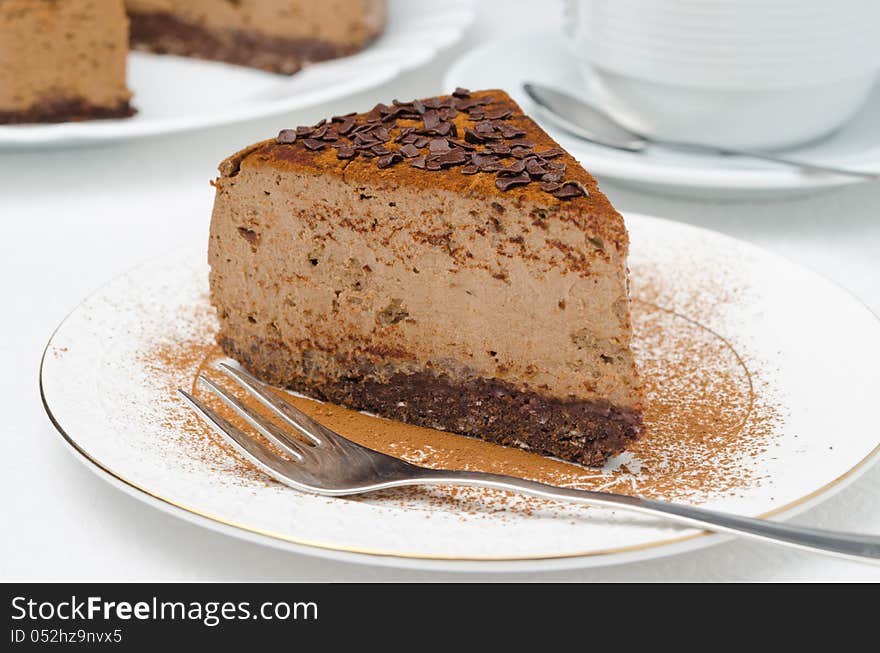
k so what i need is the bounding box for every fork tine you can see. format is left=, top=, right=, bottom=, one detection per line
left=196, top=375, right=310, bottom=461
left=218, top=363, right=345, bottom=447
left=177, top=389, right=296, bottom=483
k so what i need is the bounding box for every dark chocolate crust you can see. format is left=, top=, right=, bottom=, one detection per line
left=128, top=12, right=374, bottom=75
left=219, top=334, right=641, bottom=467
left=0, top=97, right=134, bottom=125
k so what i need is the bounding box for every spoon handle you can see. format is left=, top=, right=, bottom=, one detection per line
left=650, top=139, right=880, bottom=181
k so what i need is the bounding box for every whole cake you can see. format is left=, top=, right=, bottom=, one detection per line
left=1, top=0, right=386, bottom=124
left=125, top=0, right=386, bottom=74
left=0, top=0, right=134, bottom=124
left=208, top=89, right=643, bottom=466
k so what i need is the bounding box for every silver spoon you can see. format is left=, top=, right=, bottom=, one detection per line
left=523, top=82, right=880, bottom=181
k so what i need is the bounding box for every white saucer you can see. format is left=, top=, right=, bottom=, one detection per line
left=444, top=29, right=880, bottom=199
left=0, top=0, right=473, bottom=150
left=40, top=214, right=880, bottom=571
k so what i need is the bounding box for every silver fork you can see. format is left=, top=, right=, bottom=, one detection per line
left=179, top=363, right=880, bottom=563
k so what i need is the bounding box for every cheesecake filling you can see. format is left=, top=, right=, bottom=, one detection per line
left=209, top=126, right=642, bottom=465
left=0, top=0, right=132, bottom=122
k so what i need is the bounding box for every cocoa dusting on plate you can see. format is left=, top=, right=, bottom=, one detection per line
left=142, top=269, right=781, bottom=514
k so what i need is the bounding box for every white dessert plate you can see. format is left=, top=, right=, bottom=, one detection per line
left=40, top=213, right=880, bottom=571
left=444, top=30, right=880, bottom=199
left=0, top=0, right=473, bottom=150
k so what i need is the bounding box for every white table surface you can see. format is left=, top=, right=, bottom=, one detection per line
left=2, top=0, right=879, bottom=582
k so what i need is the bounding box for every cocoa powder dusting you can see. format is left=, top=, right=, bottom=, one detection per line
left=142, top=266, right=781, bottom=516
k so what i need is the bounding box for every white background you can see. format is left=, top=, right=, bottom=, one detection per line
left=2, top=0, right=878, bottom=581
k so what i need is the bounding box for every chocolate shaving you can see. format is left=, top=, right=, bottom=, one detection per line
left=446, top=138, right=476, bottom=150
left=474, top=121, right=497, bottom=135
left=525, top=159, right=549, bottom=177
left=335, top=118, right=356, bottom=135
left=551, top=180, right=590, bottom=199
left=366, top=103, right=391, bottom=121
left=452, top=87, right=471, bottom=98
left=352, top=132, right=377, bottom=145
left=433, top=121, right=454, bottom=137
left=497, top=159, right=526, bottom=176
left=302, top=139, right=326, bottom=151
left=377, top=152, right=404, bottom=169
left=429, top=138, right=451, bottom=154
left=535, top=147, right=565, bottom=159
left=383, top=103, right=420, bottom=121
left=454, top=95, right=493, bottom=111
left=460, top=164, right=479, bottom=174
left=409, top=155, right=427, bottom=169
left=472, top=153, right=505, bottom=172
left=351, top=121, right=380, bottom=135
left=276, top=129, right=297, bottom=144
left=422, top=110, right=441, bottom=131
left=334, top=144, right=357, bottom=159
left=496, top=123, right=527, bottom=138
left=487, top=142, right=511, bottom=155
left=482, top=107, right=513, bottom=120
left=399, top=143, right=420, bottom=158
left=464, top=129, right=485, bottom=144
left=495, top=172, right=532, bottom=191
left=432, top=149, right=469, bottom=166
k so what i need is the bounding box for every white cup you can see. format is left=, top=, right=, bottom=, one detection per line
left=563, top=0, right=880, bottom=149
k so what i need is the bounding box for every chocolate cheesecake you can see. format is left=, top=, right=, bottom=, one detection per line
left=208, top=89, right=643, bottom=466
left=0, top=0, right=134, bottom=124
left=126, top=0, right=386, bottom=74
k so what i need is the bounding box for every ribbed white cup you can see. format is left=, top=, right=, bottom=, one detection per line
left=563, top=0, right=880, bottom=148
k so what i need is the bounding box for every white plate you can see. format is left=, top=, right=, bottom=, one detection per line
left=444, top=30, right=880, bottom=199
left=40, top=214, right=880, bottom=572
left=0, top=0, right=473, bottom=150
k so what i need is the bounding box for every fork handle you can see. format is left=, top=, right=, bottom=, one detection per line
left=415, top=469, right=880, bottom=562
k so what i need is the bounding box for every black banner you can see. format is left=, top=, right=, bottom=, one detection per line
left=2, top=583, right=874, bottom=647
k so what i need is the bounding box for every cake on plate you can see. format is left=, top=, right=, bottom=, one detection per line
left=125, top=0, right=386, bottom=74
left=1, top=0, right=386, bottom=124
left=208, top=89, right=643, bottom=466
left=0, top=0, right=134, bottom=124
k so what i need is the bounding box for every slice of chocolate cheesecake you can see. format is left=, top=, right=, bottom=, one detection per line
left=0, top=0, right=134, bottom=124
left=125, top=0, right=386, bottom=74
left=208, top=89, right=643, bottom=466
